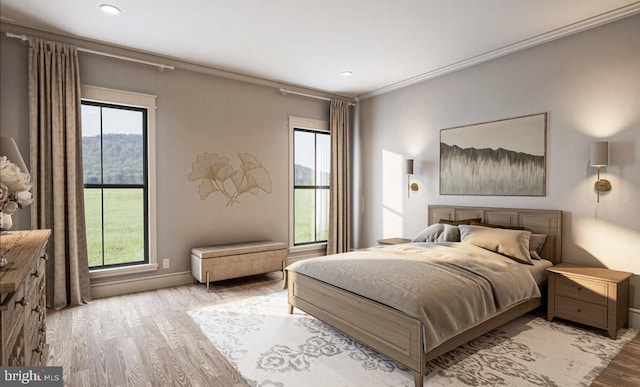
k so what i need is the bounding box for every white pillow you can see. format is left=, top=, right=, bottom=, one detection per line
left=411, top=223, right=460, bottom=243
left=459, top=225, right=533, bottom=264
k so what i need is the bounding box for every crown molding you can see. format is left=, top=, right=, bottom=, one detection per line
left=357, top=2, right=640, bottom=100
left=0, top=21, right=352, bottom=103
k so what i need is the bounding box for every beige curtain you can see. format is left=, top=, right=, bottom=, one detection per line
left=327, top=100, right=351, bottom=255
left=29, top=37, right=92, bottom=309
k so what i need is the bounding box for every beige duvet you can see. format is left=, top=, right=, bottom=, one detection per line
left=286, top=242, right=541, bottom=352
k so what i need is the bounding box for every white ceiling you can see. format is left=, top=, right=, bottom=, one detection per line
left=1, top=0, right=639, bottom=98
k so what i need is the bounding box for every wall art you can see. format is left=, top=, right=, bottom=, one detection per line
left=188, top=152, right=272, bottom=206
left=440, top=113, right=546, bottom=196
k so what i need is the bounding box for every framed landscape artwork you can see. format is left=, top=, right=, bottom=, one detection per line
left=440, top=113, right=547, bottom=196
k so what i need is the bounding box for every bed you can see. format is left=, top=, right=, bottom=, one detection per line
left=286, top=205, right=562, bottom=387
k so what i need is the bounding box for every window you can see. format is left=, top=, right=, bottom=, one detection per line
left=81, top=86, right=157, bottom=277
left=289, top=117, right=330, bottom=247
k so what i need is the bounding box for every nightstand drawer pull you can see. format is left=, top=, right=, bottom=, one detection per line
left=577, top=308, right=582, bottom=313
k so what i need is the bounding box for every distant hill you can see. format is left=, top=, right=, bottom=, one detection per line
left=82, top=134, right=144, bottom=184
left=82, top=134, right=328, bottom=186
left=294, top=164, right=330, bottom=186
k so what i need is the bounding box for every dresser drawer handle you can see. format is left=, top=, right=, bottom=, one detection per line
left=40, top=253, right=48, bottom=261
left=15, top=297, right=28, bottom=307
left=32, top=305, right=43, bottom=314
left=577, top=308, right=582, bottom=313
left=31, top=270, right=41, bottom=278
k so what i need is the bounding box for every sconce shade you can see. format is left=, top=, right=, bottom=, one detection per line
left=0, top=136, right=29, bottom=174
left=590, top=141, right=609, bottom=167
left=406, top=159, right=414, bottom=175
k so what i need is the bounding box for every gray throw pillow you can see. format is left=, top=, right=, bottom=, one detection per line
left=411, top=223, right=460, bottom=243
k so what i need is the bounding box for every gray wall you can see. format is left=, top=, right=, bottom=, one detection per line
left=0, top=24, right=329, bottom=287
left=356, top=15, right=640, bottom=311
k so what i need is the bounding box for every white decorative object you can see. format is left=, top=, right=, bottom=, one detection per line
left=0, top=212, right=12, bottom=230
left=1, top=137, right=34, bottom=232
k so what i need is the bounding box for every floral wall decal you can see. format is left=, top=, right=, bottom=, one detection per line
left=188, top=152, right=272, bottom=206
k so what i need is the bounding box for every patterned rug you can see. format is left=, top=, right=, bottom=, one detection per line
left=187, top=291, right=637, bottom=387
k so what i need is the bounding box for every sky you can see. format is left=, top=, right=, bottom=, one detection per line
left=81, top=104, right=143, bottom=137
left=440, top=113, right=546, bottom=156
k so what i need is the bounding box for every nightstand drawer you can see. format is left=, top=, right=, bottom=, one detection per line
left=556, top=276, right=607, bottom=305
left=555, top=296, right=607, bottom=328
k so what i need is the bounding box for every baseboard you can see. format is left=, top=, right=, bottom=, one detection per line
left=629, top=308, right=640, bottom=329
left=90, top=270, right=194, bottom=299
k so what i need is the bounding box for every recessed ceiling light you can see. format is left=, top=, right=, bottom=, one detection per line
left=100, top=4, right=121, bottom=15
left=341, top=71, right=353, bottom=77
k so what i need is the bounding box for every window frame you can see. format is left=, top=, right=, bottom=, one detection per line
left=288, top=116, right=330, bottom=253
left=82, top=85, right=158, bottom=278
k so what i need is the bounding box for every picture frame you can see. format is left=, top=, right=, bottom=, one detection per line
left=440, top=113, right=547, bottom=196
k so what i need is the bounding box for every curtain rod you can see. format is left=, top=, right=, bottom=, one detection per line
left=5, top=32, right=175, bottom=71
left=279, top=88, right=356, bottom=106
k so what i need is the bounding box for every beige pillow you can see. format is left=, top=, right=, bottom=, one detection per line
left=529, top=234, right=547, bottom=260
left=459, top=225, right=533, bottom=264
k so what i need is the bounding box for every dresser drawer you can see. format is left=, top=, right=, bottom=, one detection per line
left=1, top=285, right=26, bottom=345
left=1, top=230, right=51, bottom=366
left=555, top=275, right=607, bottom=305
left=555, top=296, right=607, bottom=328
left=6, top=332, right=25, bottom=366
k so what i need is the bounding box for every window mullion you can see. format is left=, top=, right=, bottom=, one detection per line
left=99, top=106, right=106, bottom=267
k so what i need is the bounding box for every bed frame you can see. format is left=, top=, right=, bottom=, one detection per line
left=287, top=205, right=562, bottom=387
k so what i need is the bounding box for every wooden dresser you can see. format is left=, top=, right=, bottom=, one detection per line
left=0, top=229, right=51, bottom=366
left=546, top=263, right=632, bottom=339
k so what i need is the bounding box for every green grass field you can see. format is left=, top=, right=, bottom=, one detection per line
left=84, top=189, right=144, bottom=267
left=294, top=188, right=328, bottom=244
left=85, top=187, right=326, bottom=266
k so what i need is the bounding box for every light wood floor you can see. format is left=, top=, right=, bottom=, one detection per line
left=46, top=274, right=639, bottom=386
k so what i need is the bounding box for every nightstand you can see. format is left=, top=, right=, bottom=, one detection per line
left=546, top=264, right=632, bottom=339
left=377, top=237, right=411, bottom=246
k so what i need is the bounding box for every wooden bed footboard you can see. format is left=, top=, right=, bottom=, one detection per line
left=287, top=271, right=541, bottom=387
left=287, top=271, right=426, bottom=385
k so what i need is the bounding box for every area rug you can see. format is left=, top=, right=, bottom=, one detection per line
left=187, top=291, right=637, bottom=387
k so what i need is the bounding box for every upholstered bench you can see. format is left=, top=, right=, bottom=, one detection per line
left=191, top=241, right=287, bottom=292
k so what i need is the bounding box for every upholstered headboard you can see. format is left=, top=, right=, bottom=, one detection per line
left=427, top=205, right=563, bottom=264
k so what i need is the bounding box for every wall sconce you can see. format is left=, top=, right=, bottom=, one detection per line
left=406, top=159, right=419, bottom=197
left=590, top=141, right=611, bottom=203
